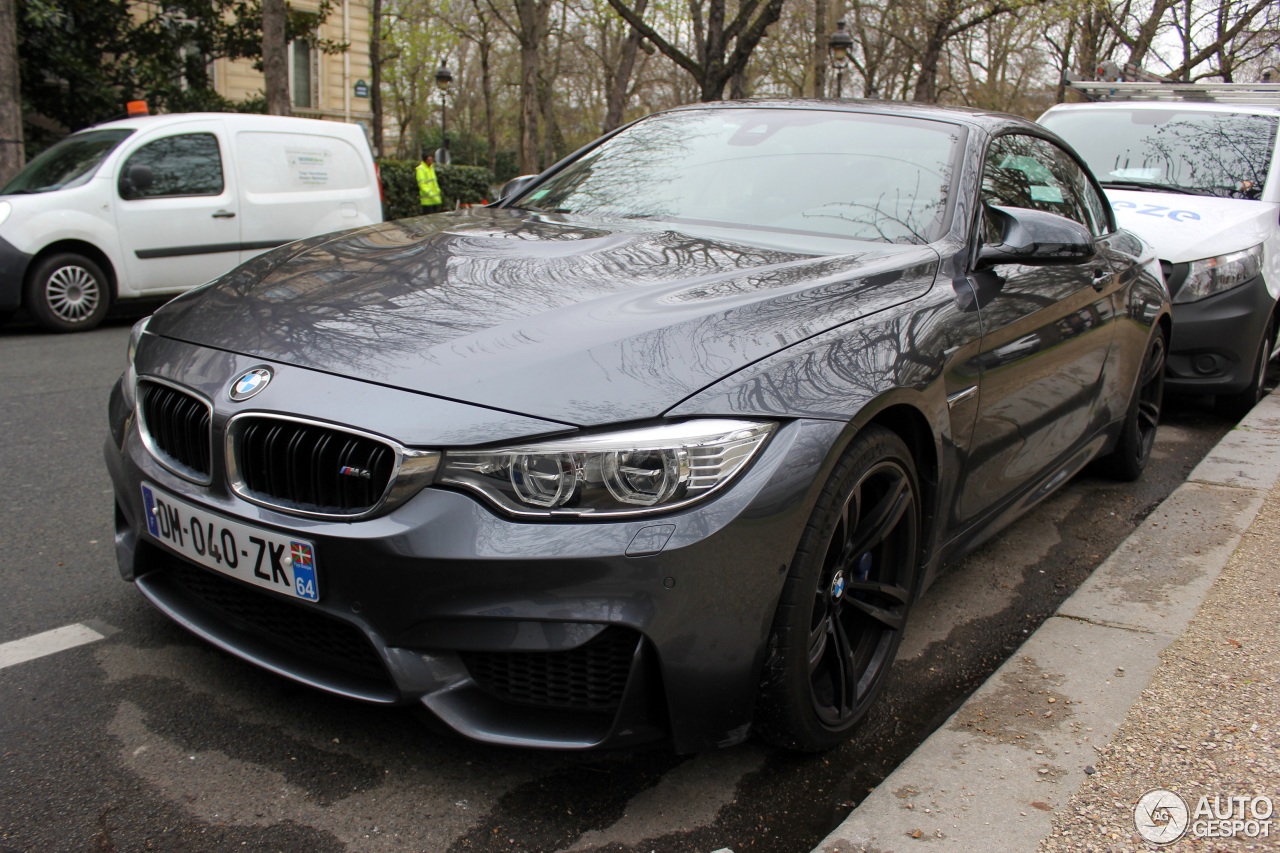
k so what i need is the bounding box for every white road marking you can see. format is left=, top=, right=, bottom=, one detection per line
left=0, top=623, right=106, bottom=670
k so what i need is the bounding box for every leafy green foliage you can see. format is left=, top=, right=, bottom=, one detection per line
left=17, top=0, right=339, bottom=154
left=377, top=159, right=495, bottom=220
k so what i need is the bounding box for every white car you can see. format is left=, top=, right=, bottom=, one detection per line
left=1040, top=93, right=1280, bottom=414
left=0, top=113, right=383, bottom=332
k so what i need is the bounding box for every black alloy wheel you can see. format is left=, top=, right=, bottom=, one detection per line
left=1100, top=330, right=1166, bottom=481
left=757, top=426, right=920, bottom=751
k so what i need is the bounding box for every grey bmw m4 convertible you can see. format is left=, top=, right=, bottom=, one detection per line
left=106, top=101, right=1169, bottom=753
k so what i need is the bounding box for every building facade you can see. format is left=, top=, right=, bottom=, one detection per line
left=211, top=0, right=373, bottom=129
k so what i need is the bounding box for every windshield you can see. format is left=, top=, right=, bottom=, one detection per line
left=1040, top=109, right=1278, bottom=199
left=2, top=129, right=134, bottom=195
left=516, top=108, right=961, bottom=245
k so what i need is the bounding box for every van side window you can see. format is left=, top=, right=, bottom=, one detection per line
left=119, top=133, right=224, bottom=200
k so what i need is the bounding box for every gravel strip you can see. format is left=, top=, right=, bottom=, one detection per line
left=1038, top=480, right=1280, bottom=852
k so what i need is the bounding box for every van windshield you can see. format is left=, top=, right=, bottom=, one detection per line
left=2, top=129, right=134, bottom=195
left=1040, top=109, right=1278, bottom=199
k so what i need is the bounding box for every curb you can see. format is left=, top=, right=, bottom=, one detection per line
left=813, top=391, right=1280, bottom=852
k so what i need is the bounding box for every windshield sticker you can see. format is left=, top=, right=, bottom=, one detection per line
left=1111, top=200, right=1201, bottom=223
left=1109, top=168, right=1161, bottom=180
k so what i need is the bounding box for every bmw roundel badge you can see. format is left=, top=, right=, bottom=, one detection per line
left=229, top=367, right=273, bottom=401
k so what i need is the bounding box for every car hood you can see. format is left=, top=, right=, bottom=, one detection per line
left=1104, top=190, right=1277, bottom=263
left=149, top=208, right=939, bottom=426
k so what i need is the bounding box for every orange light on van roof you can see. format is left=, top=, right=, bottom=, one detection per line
left=126, top=101, right=149, bottom=117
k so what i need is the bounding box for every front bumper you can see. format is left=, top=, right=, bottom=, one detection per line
left=0, top=233, right=33, bottom=312
left=105, top=357, right=842, bottom=752
left=1165, top=271, right=1276, bottom=395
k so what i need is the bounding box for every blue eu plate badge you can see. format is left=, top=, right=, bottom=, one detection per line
left=290, top=542, right=319, bottom=601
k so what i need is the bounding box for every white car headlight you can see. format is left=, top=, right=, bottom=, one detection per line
left=1174, top=244, right=1264, bottom=304
left=438, top=420, right=776, bottom=517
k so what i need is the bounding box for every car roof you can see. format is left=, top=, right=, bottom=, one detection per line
left=82, top=112, right=366, bottom=138
left=1044, top=100, right=1280, bottom=117
left=666, top=98, right=1037, bottom=131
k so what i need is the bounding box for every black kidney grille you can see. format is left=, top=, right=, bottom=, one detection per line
left=236, top=418, right=395, bottom=514
left=139, top=381, right=212, bottom=478
left=163, top=553, right=390, bottom=684
left=460, top=627, right=641, bottom=712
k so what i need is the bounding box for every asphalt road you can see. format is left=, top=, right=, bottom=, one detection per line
left=0, top=317, right=1240, bottom=853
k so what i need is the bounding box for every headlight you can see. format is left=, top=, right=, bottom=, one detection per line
left=438, top=420, right=776, bottom=517
left=1174, top=244, right=1264, bottom=304
left=127, top=316, right=151, bottom=365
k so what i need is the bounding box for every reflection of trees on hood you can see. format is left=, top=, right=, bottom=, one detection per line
left=152, top=207, right=940, bottom=423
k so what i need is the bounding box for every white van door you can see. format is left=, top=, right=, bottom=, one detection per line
left=234, top=129, right=376, bottom=264
left=114, top=121, right=242, bottom=294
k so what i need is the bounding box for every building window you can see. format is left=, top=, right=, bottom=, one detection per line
left=290, top=40, right=315, bottom=108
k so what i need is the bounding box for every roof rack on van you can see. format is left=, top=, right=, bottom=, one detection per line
left=1067, top=79, right=1280, bottom=105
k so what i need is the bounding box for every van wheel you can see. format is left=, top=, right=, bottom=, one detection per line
left=25, top=252, right=111, bottom=332
left=755, top=426, right=920, bottom=751
left=1219, top=321, right=1274, bottom=419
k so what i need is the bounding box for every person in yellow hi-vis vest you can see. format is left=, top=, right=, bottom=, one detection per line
left=416, top=151, right=443, bottom=214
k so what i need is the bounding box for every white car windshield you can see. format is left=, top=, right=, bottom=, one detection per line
left=515, top=108, right=961, bottom=245
left=1041, top=108, right=1278, bottom=199
left=2, top=129, right=134, bottom=195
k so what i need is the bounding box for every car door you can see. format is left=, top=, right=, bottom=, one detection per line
left=114, top=121, right=241, bottom=294
left=959, top=132, right=1122, bottom=523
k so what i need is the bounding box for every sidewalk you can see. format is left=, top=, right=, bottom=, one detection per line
left=815, top=392, right=1280, bottom=852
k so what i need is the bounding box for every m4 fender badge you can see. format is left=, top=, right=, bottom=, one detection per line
left=229, top=367, right=273, bottom=401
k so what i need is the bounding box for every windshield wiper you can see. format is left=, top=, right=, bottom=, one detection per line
left=1100, top=180, right=1210, bottom=197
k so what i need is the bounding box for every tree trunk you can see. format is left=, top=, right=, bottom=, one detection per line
left=812, top=0, right=827, bottom=97
left=263, top=0, right=290, bottom=116
left=370, top=0, right=383, bottom=155
left=514, top=0, right=549, bottom=174
left=0, top=0, right=23, bottom=184
left=604, top=0, right=648, bottom=132
left=912, top=30, right=948, bottom=102
left=481, top=41, right=496, bottom=174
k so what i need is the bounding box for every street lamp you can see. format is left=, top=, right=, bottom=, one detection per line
left=434, top=59, right=453, bottom=164
left=827, top=20, right=853, bottom=99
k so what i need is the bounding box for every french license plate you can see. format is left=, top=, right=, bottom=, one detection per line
left=141, top=483, right=319, bottom=602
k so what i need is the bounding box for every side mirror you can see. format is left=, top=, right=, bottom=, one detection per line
left=499, top=174, right=538, bottom=203
left=119, top=164, right=154, bottom=199
left=978, top=205, right=1095, bottom=267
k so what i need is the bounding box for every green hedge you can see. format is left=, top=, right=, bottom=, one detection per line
left=377, top=159, right=496, bottom=220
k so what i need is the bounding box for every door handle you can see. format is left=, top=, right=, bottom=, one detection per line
left=212, top=209, right=236, bottom=219
left=1091, top=268, right=1110, bottom=291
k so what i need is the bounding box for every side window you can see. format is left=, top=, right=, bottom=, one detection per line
left=981, top=134, right=1092, bottom=239
left=118, top=133, right=224, bottom=200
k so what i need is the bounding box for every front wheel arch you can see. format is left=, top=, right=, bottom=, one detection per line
left=755, top=425, right=923, bottom=751
left=23, top=244, right=117, bottom=332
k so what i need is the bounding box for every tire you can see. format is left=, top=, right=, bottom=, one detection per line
left=24, top=252, right=111, bottom=333
left=1218, top=321, right=1274, bottom=419
left=1099, top=330, right=1166, bottom=481
left=756, top=425, right=921, bottom=751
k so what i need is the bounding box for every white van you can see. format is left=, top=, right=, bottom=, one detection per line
left=1039, top=86, right=1280, bottom=415
left=0, top=113, right=383, bottom=332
